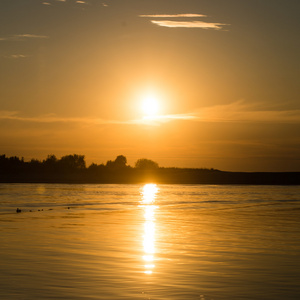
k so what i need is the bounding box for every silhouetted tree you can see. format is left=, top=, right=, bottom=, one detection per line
left=135, top=158, right=159, bottom=169
left=30, top=159, right=42, bottom=167
left=43, top=154, right=57, bottom=167
left=88, top=163, right=98, bottom=171
left=106, top=155, right=128, bottom=169
left=0, top=154, right=6, bottom=162
left=114, top=155, right=127, bottom=168
left=9, top=156, right=24, bottom=165
left=105, top=160, right=114, bottom=168
left=44, top=154, right=57, bottom=164
left=0, top=154, right=8, bottom=167
left=59, top=154, right=86, bottom=170
left=88, top=163, right=105, bottom=172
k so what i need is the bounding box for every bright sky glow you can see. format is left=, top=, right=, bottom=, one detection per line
left=0, top=0, right=299, bottom=171
left=142, top=94, right=160, bottom=117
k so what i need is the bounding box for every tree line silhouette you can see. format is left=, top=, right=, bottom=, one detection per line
left=0, top=154, right=299, bottom=184
left=0, top=154, right=163, bottom=183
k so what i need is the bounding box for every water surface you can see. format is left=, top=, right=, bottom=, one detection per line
left=1, top=184, right=300, bottom=299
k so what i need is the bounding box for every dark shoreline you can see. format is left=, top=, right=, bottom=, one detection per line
left=1, top=169, right=299, bottom=185
left=1, top=154, right=299, bottom=185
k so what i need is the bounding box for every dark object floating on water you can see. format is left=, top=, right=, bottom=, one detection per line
left=16, top=208, right=21, bottom=213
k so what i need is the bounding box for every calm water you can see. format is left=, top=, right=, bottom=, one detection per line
left=0, top=184, right=300, bottom=300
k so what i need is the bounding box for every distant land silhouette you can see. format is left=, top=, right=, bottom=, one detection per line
left=0, top=154, right=299, bottom=185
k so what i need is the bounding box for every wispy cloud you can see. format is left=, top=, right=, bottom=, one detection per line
left=140, top=14, right=207, bottom=18
left=1, top=101, right=298, bottom=127
left=0, top=111, right=123, bottom=125
left=15, top=34, right=49, bottom=39
left=43, top=0, right=87, bottom=6
left=0, top=34, right=49, bottom=41
left=194, top=101, right=300, bottom=123
left=151, top=20, right=226, bottom=29
left=140, top=14, right=228, bottom=30
left=0, top=110, right=195, bottom=127
left=143, top=114, right=196, bottom=122
left=6, top=54, right=29, bottom=59
left=135, top=101, right=300, bottom=124
left=140, top=13, right=228, bottom=30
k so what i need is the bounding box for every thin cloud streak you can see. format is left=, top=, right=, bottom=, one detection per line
left=151, top=20, right=227, bottom=29
left=7, top=54, right=29, bottom=59
left=140, top=14, right=207, bottom=18
left=140, top=13, right=229, bottom=30
left=1, top=102, right=299, bottom=127
left=0, top=111, right=194, bottom=126
left=143, top=114, right=196, bottom=122
left=0, top=34, right=49, bottom=41
left=135, top=101, right=300, bottom=124
left=195, top=101, right=300, bottom=124
left=0, top=111, right=130, bottom=125
left=15, top=34, right=49, bottom=39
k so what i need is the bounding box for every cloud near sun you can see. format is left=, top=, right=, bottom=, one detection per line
left=141, top=101, right=300, bottom=124
left=140, top=14, right=228, bottom=30
left=1, top=102, right=300, bottom=126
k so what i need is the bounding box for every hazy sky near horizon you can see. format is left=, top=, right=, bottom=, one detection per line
left=0, top=0, right=299, bottom=171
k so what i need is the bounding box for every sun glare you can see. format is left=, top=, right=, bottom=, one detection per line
left=141, top=184, right=158, bottom=275
left=142, top=94, right=159, bottom=117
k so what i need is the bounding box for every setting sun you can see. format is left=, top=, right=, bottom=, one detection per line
left=142, top=94, right=159, bottom=117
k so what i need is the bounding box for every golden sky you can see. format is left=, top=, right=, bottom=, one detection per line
left=0, top=0, right=299, bottom=171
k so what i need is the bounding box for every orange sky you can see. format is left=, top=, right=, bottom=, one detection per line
left=0, top=0, right=299, bottom=171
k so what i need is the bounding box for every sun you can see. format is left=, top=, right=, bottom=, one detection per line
left=142, top=94, right=159, bottom=117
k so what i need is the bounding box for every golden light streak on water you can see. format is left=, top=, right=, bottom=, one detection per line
left=141, top=184, right=158, bottom=275
left=141, top=184, right=158, bottom=204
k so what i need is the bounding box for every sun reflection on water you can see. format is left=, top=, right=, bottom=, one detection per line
left=141, top=184, right=158, bottom=275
